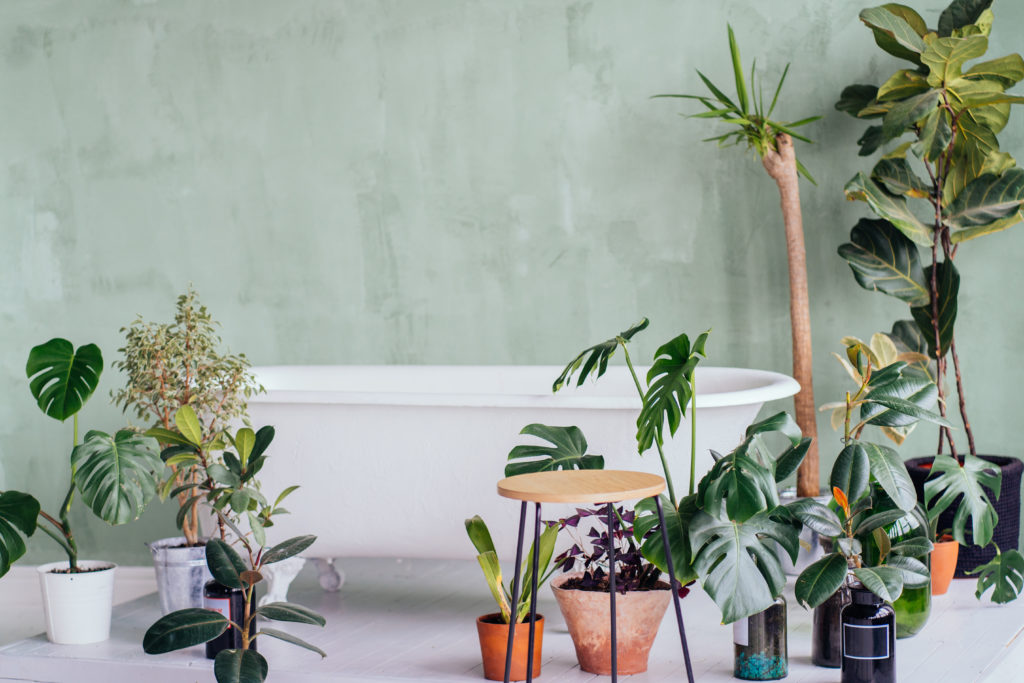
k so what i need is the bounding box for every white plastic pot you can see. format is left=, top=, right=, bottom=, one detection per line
left=37, top=560, right=116, bottom=644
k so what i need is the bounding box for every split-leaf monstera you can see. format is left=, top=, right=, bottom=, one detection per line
left=837, top=0, right=1024, bottom=457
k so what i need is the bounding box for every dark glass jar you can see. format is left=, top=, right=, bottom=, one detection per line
left=841, top=583, right=895, bottom=683
left=734, top=596, right=787, bottom=680
left=812, top=580, right=851, bottom=668
left=203, top=580, right=257, bottom=659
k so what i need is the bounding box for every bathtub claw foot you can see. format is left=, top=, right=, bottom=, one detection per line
left=258, top=556, right=306, bottom=606
left=313, top=558, right=344, bottom=592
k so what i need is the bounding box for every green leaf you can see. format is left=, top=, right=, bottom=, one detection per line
left=886, top=554, right=930, bottom=587
left=912, top=107, right=953, bottom=163
left=206, top=538, right=248, bottom=589
left=258, top=627, right=327, bottom=658
left=727, top=25, right=748, bottom=114
left=175, top=406, right=204, bottom=446
left=831, top=443, right=871, bottom=505
left=208, top=464, right=241, bottom=489
left=145, top=427, right=196, bottom=447
left=863, top=443, right=918, bottom=512
left=838, top=218, right=930, bottom=306
left=637, top=331, right=709, bottom=453
left=71, top=429, right=163, bottom=525
left=464, top=515, right=496, bottom=556
left=852, top=566, right=905, bottom=603
left=26, top=339, right=103, bottom=421
left=854, top=508, right=908, bottom=536
left=262, top=535, right=317, bottom=564
left=273, top=485, right=299, bottom=509
left=945, top=168, right=1024, bottom=231
left=881, top=90, right=939, bottom=140
left=505, top=424, right=604, bottom=477
left=235, top=428, right=255, bottom=467
left=699, top=450, right=778, bottom=524
left=476, top=551, right=510, bottom=622
left=0, top=490, right=39, bottom=578
left=214, top=649, right=269, bottom=683
left=925, top=454, right=1000, bottom=547
left=890, top=537, right=934, bottom=557
left=872, top=158, right=931, bottom=198
left=552, top=319, right=648, bottom=391
left=689, top=509, right=799, bottom=624
left=256, top=602, right=327, bottom=627
left=921, top=33, right=989, bottom=87
left=844, top=173, right=931, bottom=246
left=634, top=494, right=698, bottom=586
left=862, top=393, right=951, bottom=427
left=951, top=210, right=1024, bottom=243
left=249, top=426, right=275, bottom=462
left=786, top=498, right=843, bottom=537
left=515, top=522, right=559, bottom=622
left=938, top=0, right=994, bottom=37
left=247, top=512, right=265, bottom=548
left=964, top=54, right=1024, bottom=88
left=795, top=553, right=849, bottom=608
left=774, top=438, right=812, bottom=482
left=969, top=548, right=1024, bottom=604
left=859, top=6, right=927, bottom=64
left=877, top=69, right=930, bottom=102
left=743, top=411, right=802, bottom=446
left=143, top=608, right=229, bottom=654
left=910, top=261, right=959, bottom=358
left=836, top=84, right=880, bottom=118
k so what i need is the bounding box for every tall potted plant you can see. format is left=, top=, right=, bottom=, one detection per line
left=113, top=287, right=262, bottom=612
left=656, top=26, right=823, bottom=498
left=7, top=338, right=163, bottom=644
left=835, top=0, right=1024, bottom=575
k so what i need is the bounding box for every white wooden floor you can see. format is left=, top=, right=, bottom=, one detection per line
left=1, top=558, right=1023, bottom=682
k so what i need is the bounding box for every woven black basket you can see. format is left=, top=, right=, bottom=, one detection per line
left=905, top=455, right=1023, bottom=578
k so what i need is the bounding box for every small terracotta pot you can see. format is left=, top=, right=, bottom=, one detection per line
left=551, top=572, right=671, bottom=675
left=476, top=613, right=543, bottom=681
left=931, top=536, right=960, bottom=596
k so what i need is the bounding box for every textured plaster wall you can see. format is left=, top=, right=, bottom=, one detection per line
left=1, top=0, right=1023, bottom=564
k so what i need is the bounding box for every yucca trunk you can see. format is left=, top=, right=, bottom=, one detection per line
left=762, top=133, right=819, bottom=497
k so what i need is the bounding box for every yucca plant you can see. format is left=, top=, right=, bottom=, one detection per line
left=656, top=26, right=823, bottom=498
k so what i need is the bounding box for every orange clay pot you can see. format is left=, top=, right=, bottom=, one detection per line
left=551, top=572, right=671, bottom=675
left=476, top=613, right=543, bottom=681
left=931, top=536, right=960, bottom=596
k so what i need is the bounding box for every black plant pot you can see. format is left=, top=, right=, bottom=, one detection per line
left=905, top=455, right=1023, bottom=577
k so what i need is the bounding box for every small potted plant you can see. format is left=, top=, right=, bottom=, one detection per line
left=112, top=287, right=262, bottom=612
left=19, top=338, right=163, bottom=644
left=465, top=514, right=557, bottom=681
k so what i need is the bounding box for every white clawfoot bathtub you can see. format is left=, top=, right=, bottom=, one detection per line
left=247, top=365, right=798, bottom=598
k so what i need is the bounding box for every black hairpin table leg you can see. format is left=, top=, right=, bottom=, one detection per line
left=504, top=501, right=528, bottom=683
left=654, top=495, right=695, bottom=683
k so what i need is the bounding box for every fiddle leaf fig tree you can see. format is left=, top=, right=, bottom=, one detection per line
left=656, top=25, right=823, bottom=497
left=837, top=0, right=1024, bottom=457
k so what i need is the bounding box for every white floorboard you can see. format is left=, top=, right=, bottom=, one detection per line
left=2, top=558, right=1023, bottom=681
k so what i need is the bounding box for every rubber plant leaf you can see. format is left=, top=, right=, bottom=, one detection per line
left=925, top=454, right=1001, bottom=547
left=636, top=330, right=708, bottom=454
left=71, top=429, right=163, bottom=526
left=968, top=548, right=1024, bottom=604
left=26, top=338, right=103, bottom=422
left=256, top=602, right=327, bottom=627
left=504, top=424, right=603, bottom=477
left=838, top=218, right=930, bottom=306
left=205, top=538, right=248, bottom=589
left=552, top=318, right=649, bottom=391
left=262, top=535, right=317, bottom=564
left=142, top=608, right=229, bottom=654
left=852, top=565, right=905, bottom=603
left=785, top=498, right=843, bottom=538
left=213, top=648, right=270, bottom=683
left=258, top=627, right=327, bottom=658
left=0, top=490, right=40, bottom=578
left=794, top=552, right=848, bottom=608
left=862, top=443, right=918, bottom=512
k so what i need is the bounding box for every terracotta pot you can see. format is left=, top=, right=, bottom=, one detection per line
left=931, top=536, right=960, bottom=596
left=476, top=613, right=543, bottom=681
left=551, top=572, right=671, bottom=675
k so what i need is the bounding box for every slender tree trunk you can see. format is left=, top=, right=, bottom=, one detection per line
left=762, top=133, right=820, bottom=497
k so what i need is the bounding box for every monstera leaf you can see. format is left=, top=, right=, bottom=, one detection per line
left=925, top=454, right=1001, bottom=547
left=552, top=318, right=649, bottom=392
left=688, top=508, right=799, bottom=624
left=71, top=430, right=163, bottom=525
left=504, top=424, right=603, bottom=477
left=0, top=490, right=39, bottom=578
left=636, top=330, right=708, bottom=454
left=969, top=547, right=1024, bottom=604
left=838, top=218, right=930, bottom=306
left=634, top=494, right=698, bottom=585
left=699, top=451, right=779, bottom=524
left=26, top=338, right=103, bottom=421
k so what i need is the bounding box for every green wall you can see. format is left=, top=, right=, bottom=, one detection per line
left=2, top=0, right=1023, bottom=565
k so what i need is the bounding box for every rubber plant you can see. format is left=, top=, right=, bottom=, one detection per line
left=656, top=26, right=823, bottom=497
left=112, top=286, right=262, bottom=545
left=836, top=0, right=1024, bottom=459
left=0, top=339, right=162, bottom=573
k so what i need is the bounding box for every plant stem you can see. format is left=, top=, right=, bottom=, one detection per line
left=949, top=337, right=976, bottom=457
left=621, top=344, right=677, bottom=506
left=57, top=478, right=78, bottom=571
left=35, top=514, right=75, bottom=557
left=690, top=371, right=697, bottom=496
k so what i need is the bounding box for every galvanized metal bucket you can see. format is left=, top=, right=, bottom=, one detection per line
left=148, top=536, right=212, bottom=614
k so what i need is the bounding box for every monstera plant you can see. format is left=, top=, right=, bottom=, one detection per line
left=836, top=0, right=1024, bottom=457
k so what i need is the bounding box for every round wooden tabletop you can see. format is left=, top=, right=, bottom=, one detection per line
left=496, top=470, right=666, bottom=503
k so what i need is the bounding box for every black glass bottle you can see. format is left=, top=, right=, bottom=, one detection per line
left=813, top=580, right=851, bottom=668
left=203, top=579, right=257, bottom=659
left=734, top=596, right=787, bottom=680
left=841, top=582, right=895, bottom=683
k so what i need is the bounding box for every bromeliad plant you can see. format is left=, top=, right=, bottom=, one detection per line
left=465, top=515, right=557, bottom=624
left=656, top=26, right=823, bottom=496
left=0, top=339, right=162, bottom=575
left=836, top=0, right=1024, bottom=457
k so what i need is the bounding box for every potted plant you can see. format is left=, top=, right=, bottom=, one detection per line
left=15, top=338, right=163, bottom=644
left=835, top=0, right=1024, bottom=576
left=655, top=26, right=823, bottom=497
left=143, top=427, right=325, bottom=683
left=112, top=286, right=262, bottom=612
left=465, top=514, right=557, bottom=681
